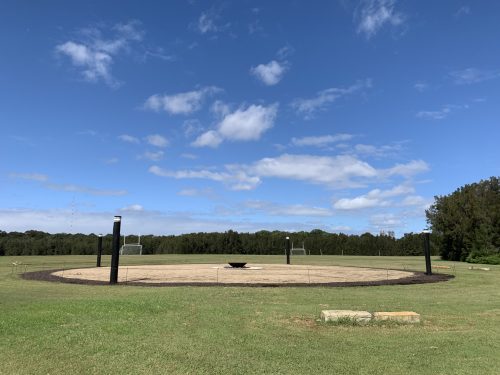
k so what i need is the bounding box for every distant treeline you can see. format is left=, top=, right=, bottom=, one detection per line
left=0, top=229, right=435, bottom=257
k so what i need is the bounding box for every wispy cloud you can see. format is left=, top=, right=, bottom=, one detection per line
left=352, top=143, right=403, bottom=158
left=149, top=165, right=260, bottom=191
left=370, top=213, right=402, bottom=230
left=192, top=103, right=278, bottom=148
left=138, top=150, right=164, bottom=161
left=413, top=82, right=429, bottom=92
left=121, top=204, right=144, bottom=212
left=454, top=6, right=471, bottom=18
left=291, top=79, right=371, bottom=119
left=416, top=104, right=468, bottom=120
left=291, top=134, right=354, bottom=147
left=195, top=7, right=231, bottom=35
left=105, top=157, right=119, bottom=164
left=45, top=183, right=127, bottom=196
left=355, top=0, right=405, bottom=39
left=118, top=134, right=140, bottom=143
left=144, top=86, right=221, bottom=115
left=9, top=173, right=49, bottom=182
left=449, top=68, right=500, bottom=85
left=198, top=11, right=218, bottom=33
left=145, top=134, right=169, bottom=148
left=250, top=60, right=288, bottom=86
left=384, top=160, right=429, bottom=177
left=10, top=172, right=127, bottom=196
left=56, top=21, right=144, bottom=87
left=245, top=200, right=333, bottom=217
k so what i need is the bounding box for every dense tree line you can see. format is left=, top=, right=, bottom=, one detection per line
left=0, top=229, right=435, bottom=257
left=426, top=176, right=500, bottom=264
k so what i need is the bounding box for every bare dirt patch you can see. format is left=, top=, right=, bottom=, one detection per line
left=22, top=263, right=454, bottom=287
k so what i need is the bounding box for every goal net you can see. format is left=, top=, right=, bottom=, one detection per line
left=290, top=241, right=307, bottom=255
left=120, top=244, right=143, bottom=255
left=120, top=235, right=142, bottom=255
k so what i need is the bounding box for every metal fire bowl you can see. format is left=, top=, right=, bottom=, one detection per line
left=228, top=262, right=247, bottom=268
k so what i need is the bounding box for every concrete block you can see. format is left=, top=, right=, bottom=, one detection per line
left=321, top=310, right=372, bottom=323
left=372, top=311, right=420, bottom=323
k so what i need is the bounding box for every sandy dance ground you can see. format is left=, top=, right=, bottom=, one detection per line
left=41, top=264, right=436, bottom=286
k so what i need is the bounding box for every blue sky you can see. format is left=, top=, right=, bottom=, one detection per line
left=1, top=0, right=499, bottom=236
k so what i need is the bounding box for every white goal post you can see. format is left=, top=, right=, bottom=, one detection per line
left=120, top=234, right=143, bottom=255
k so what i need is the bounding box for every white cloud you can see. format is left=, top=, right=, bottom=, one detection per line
left=149, top=165, right=260, bottom=191
left=291, top=134, right=354, bottom=147
left=149, top=155, right=429, bottom=192
left=144, top=86, right=220, bottom=115
left=245, top=200, right=333, bottom=217
left=118, top=134, right=140, bottom=143
left=333, top=184, right=414, bottom=210
left=356, top=0, right=404, bottom=39
left=191, top=130, right=223, bottom=148
left=217, top=104, right=278, bottom=141
left=145, top=134, right=169, bottom=148
left=138, top=150, right=164, bottom=161
left=291, top=79, right=371, bottom=119
left=449, top=68, right=500, bottom=85
left=56, top=21, right=143, bottom=87
left=251, top=154, right=377, bottom=188
left=56, top=42, right=114, bottom=85
left=10, top=173, right=49, bottom=182
left=334, top=196, right=384, bottom=210
left=192, top=103, right=278, bottom=148
left=250, top=60, right=288, bottom=86
left=121, top=204, right=144, bottom=212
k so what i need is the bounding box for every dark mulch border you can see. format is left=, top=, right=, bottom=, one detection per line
left=21, top=268, right=454, bottom=288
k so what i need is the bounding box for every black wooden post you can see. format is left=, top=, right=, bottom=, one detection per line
left=286, top=236, right=291, bottom=265
left=423, top=230, right=432, bottom=275
left=110, top=216, right=122, bottom=284
left=96, top=234, right=103, bottom=267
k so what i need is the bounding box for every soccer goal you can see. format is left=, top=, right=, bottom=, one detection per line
left=290, top=241, right=308, bottom=256
left=120, top=235, right=143, bottom=255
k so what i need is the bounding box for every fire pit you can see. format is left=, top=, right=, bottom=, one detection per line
left=228, top=262, right=247, bottom=268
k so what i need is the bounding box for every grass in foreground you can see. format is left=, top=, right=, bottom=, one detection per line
left=1, top=255, right=499, bottom=374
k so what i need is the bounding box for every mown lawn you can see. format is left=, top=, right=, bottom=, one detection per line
left=1, top=255, right=499, bottom=374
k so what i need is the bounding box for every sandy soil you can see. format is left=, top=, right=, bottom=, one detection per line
left=51, top=264, right=416, bottom=285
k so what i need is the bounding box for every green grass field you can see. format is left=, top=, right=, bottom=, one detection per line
left=1, top=255, right=499, bottom=374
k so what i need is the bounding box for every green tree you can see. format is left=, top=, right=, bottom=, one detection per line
left=426, top=177, right=500, bottom=263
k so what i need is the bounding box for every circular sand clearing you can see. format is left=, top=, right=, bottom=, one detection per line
left=42, top=263, right=428, bottom=286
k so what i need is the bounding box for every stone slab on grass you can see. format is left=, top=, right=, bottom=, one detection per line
left=321, top=310, right=372, bottom=323
left=372, top=311, right=420, bottom=323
